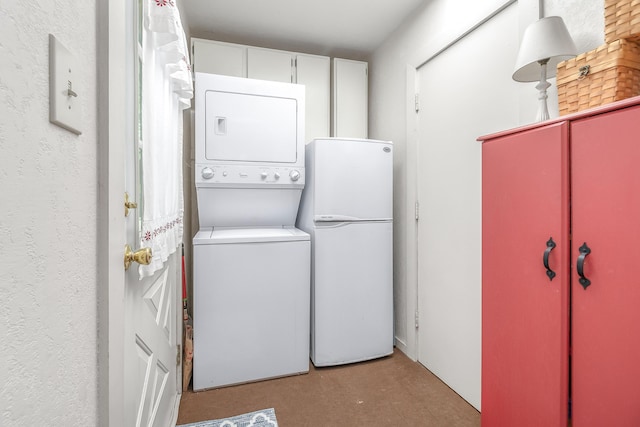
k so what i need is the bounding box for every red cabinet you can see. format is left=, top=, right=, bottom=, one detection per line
left=480, top=100, right=640, bottom=426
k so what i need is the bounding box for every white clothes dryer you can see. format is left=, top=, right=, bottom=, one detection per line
left=194, top=72, right=306, bottom=228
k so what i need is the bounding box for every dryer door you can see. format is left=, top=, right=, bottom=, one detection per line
left=204, top=89, right=299, bottom=163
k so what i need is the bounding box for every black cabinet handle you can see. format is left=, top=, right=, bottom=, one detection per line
left=543, top=237, right=556, bottom=281
left=577, top=242, right=591, bottom=290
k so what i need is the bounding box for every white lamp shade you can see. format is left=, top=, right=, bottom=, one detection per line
left=513, top=16, right=578, bottom=82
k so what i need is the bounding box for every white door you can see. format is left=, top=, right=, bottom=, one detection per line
left=312, top=221, right=393, bottom=366
left=192, top=39, right=247, bottom=77
left=295, top=54, right=330, bottom=144
left=123, top=0, right=181, bottom=425
left=312, top=139, right=392, bottom=220
left=331, top=58, right=368, bottom=139
left=247, top=47, right=293, bottom=83
left=416, top=3, right=520, bottom=410
left=203, top=87, right=299, bottom=163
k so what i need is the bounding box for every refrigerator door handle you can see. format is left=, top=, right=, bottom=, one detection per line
left=314, top=215, right=392, bottom=222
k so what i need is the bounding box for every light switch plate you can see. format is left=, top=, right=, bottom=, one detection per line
left=49, top=34, right=82, bottom=135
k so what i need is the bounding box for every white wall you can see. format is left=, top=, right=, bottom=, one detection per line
left=0, top=2, right=98, bottom=426
left=370, top=0, right=603, bottom=401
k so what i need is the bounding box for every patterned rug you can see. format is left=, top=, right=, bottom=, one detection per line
left=178, top=408, right=278, bottom=427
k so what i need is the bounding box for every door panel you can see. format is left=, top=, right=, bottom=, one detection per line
left=482, top=124, right=569, bottom=426
left=571, top=105, right=640, bottom=426
left=416, top=3, right=519, bottom=410
left=192, top=39, right=246, bottom=77
left=312, top=221, right=393, bottom=365
left=313, top=139, right=392, bottom=220
left=296, top=54, right=330, bottom=144
left=129, top=263, right=176, bottom=426
left=247, top=47, right=293, bottom=83
left=332, top=58, right=368, bottom=138
left=123, top=1, right=180, bottom=425
left=204, top=90, right=298, bottom=163
left=192, top=239, right=310, bottom=390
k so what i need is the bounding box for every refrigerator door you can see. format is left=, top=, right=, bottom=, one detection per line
left=311, top=220, right=393, bottom=366
left=312, top=138, right=392, bottom=221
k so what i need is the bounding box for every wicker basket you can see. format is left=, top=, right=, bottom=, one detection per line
left=556, top=39, right=640, bottom=115
left=605, top=0, right=640, bottom=43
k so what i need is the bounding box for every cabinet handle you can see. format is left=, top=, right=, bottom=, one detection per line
left=577, top=242, right=591, bottom=290
left=543, top=237, right=556, bottom=281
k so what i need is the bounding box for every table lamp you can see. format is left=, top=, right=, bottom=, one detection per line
left=513, top=16, right=578, bottom=122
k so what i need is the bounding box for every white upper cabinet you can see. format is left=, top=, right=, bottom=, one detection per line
left=295, top=54, right=330, bottom=144
left=247, top=47, right=294, bottom=83
left=332, top=58, right=368, bottom=139
left=192, top=39, right=246, bottom=77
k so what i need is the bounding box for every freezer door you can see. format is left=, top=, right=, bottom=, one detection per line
left=311, top=221, right=393, bottom=366
left=312, top=138, right=392, bottom=220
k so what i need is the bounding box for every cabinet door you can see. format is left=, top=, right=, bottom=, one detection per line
left=247, top=47, right=293, bottom=83
left=571, top=105, right=640, bottom=426
left=331, top=58, right=368, bottom=138
left=192, top=38, right=246, bottom=77
left=482, top=123, right=570, bottom=427
left=296, top=54, right=330, bottom=144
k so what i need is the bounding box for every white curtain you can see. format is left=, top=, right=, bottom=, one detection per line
left=139, top=0, right=193, bottom=278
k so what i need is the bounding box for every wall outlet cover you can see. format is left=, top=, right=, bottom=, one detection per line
left=49, top=34, right=82, bottom=135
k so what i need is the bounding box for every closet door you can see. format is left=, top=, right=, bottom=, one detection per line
left=571, top=105, right=640, bottom=426
left=247, top=47, right=293, bottom=83
left=192, top=38, right=246, bottom=77
left=296, top=54, right=330, bottom=144
left=482, top=123, right=570, bottom=427
left=331, top=58, right=367, bottom=138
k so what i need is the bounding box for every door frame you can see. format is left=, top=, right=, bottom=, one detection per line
left=97, top=1, right=128, bottom=425
left=403, top=0, right=540, bottom=366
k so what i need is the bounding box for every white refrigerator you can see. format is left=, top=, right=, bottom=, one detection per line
left=297, top=137, right=393, bottom=366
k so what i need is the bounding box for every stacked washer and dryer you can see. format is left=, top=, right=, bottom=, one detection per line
left=192, top=73, right=310, bottom=390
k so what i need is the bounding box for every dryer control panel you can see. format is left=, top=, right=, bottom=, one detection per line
left=195, top=164, right=305, bottom=188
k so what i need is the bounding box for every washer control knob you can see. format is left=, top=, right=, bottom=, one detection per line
left=201, top=167, right=214, bottom=179
left=289, top=170, right=301, bottom=181
left=274, top=172, right=281, bottom=180
left=261, top=172, right=268, bottom=180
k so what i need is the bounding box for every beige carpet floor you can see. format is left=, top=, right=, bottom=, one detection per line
left=177, top=349, right=480, bottom=426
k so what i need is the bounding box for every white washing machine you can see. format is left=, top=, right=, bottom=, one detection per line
left=192, top=228, right=309, bottom=390
left=192, top=73, right=310, bottom=390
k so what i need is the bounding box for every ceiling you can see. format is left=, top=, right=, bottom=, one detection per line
left=182, top=0, right=427, bottom=60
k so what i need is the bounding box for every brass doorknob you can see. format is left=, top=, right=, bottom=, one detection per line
left=124, top=192, right=138, bottom=217
left=124, top=244, right=152, bottom=270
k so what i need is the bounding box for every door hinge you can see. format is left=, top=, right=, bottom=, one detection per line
left=415, top=200, right=420, bottom=221
left=415, top=93, right=420, bottom=113
left=176, top=344, right=181, bottom=367
left=415, top=310, right=419, bottom=329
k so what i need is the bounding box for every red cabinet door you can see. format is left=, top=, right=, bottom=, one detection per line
left=571, top=105, right=640, bottom=426
left=482, top=123, right=570, bottom=426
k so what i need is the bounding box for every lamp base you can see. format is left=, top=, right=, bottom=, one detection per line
left=535, top=59, right=551, bottom=122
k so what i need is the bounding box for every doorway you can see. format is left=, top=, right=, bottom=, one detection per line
left=415, top=2, right=520, bottom=410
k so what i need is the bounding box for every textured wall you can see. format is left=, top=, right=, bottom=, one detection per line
left=369, top=0, right=605, bottom=406
left=0, top=2, right=98, bottom=425
left=545, top=0, right=604, bottom=54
